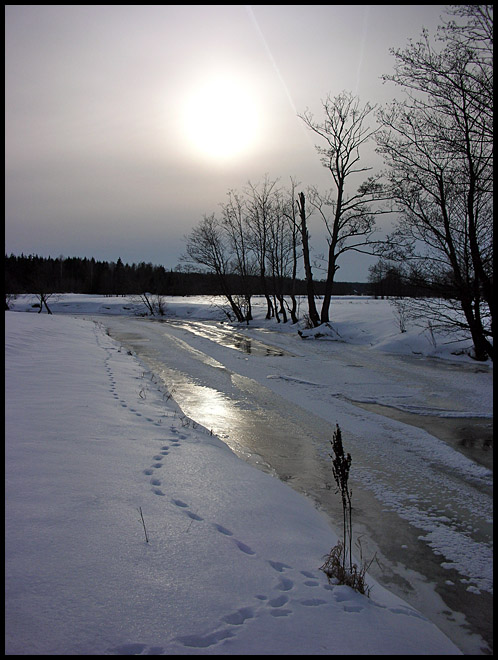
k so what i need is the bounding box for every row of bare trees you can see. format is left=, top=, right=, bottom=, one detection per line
left=184, top=5, right=493, bottom=360
left=182, top=176, right=301, bottom=324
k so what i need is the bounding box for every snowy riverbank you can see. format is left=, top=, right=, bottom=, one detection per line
left=6, top=294, right=492, bottom=654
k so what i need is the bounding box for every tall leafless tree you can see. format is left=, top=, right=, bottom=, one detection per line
left=265, top=188, right=295, bottom=323
left=245, top=175, right=281, bottom=319
left=300, top=92, right=386, bottom=323
left=280, top=178, right=303, bottom=324
left=295, top=191, right=320, bottom=327
left=376, top=4, right=493, bottom=360
left=220, top=189, right=257, bottom=322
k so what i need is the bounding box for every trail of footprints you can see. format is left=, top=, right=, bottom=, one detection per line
left=99, top=330, right=428, bottom=655
left=174, top=559, right=339, bottom=651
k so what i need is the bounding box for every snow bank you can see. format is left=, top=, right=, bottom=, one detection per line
left=5, top=310, right=462, bottom=655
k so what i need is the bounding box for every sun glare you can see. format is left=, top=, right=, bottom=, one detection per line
left=181, top=74, right=260, bottom=163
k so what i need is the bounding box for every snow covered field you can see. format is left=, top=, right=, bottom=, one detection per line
left=5, top=294, right=492, bottom=654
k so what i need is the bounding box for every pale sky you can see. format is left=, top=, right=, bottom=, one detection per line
left=5, top=5, right=447, bottom=281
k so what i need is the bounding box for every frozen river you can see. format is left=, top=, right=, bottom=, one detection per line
left=98, top=315, right=493, bottom=655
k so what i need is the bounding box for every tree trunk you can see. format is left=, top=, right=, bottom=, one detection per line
left=460, top=295, right=493, bottom=361
left=289, top=294, right=298, bottom=324
left=297, top=193, right=320, bottom=327
left=320, top=244, right=339, bottom=324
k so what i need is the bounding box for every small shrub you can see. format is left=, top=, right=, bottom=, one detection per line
left=390, top=297, right=409, bottom=333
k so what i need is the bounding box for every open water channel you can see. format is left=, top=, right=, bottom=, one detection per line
left=96, top=315, right=493, bottom=655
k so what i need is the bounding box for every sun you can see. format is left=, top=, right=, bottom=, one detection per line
left=181, top=74, right=260, bottom=163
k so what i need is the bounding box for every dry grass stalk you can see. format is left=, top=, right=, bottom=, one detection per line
left=321, top=425, right=375, bottom=596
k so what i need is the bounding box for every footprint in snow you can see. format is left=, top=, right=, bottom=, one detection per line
left=222, top=607, right=255, bottom=625
left=300, top=598, right=327, bottom=607
left=268, top=560, right=292, bottom=573
left=268, top=595, right=288, bottom=608
left=176, top=629, right=235, bottom=649
left=186, top=511, right=204, bottom=521
left=213, top=523, right=233, bottom=536
left=108, top=642, right=165, bottom=655
left=170, top=499, right=203, bottom=520
left=267, top=595, right=293, bottom=618
left=299, top=571, right=320, bottom=587
left=233, top=539, right=256, bottom=555
left=270, top=608, right=292, bottom=617
left=211, top=523, right=257, bottom=555
left=275, top=577, right=294, bottom=591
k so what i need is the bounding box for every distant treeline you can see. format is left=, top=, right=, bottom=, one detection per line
left=5, top=253, right=376, bottom=297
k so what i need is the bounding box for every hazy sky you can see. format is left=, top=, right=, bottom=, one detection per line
left=5, top=5, right=448, bottom=281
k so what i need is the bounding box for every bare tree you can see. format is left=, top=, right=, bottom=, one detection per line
left=220, top=189, right=257, bottom=322
left=132, top=292, right=166, bottom=317
left=182, top=214, right=246, bottom=322
left=295, top=191, right=320, bottom=327
left=35, top=292, right=54, bottom=314
left=300, top=92, right=386, bottom=323
left=376, top=5, right=493, bottom=360
left=266, top=187, right=295, bottom=323
left=245, top=175, right=280, bottom=320
left=280, top=178, right=303, bottom=324
left=23, top=257, right=56, bottom=313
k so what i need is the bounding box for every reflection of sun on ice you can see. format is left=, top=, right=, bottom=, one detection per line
left=181, top=74, right=260, bottom=163
left=194, top=385, right=237, bottom=434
